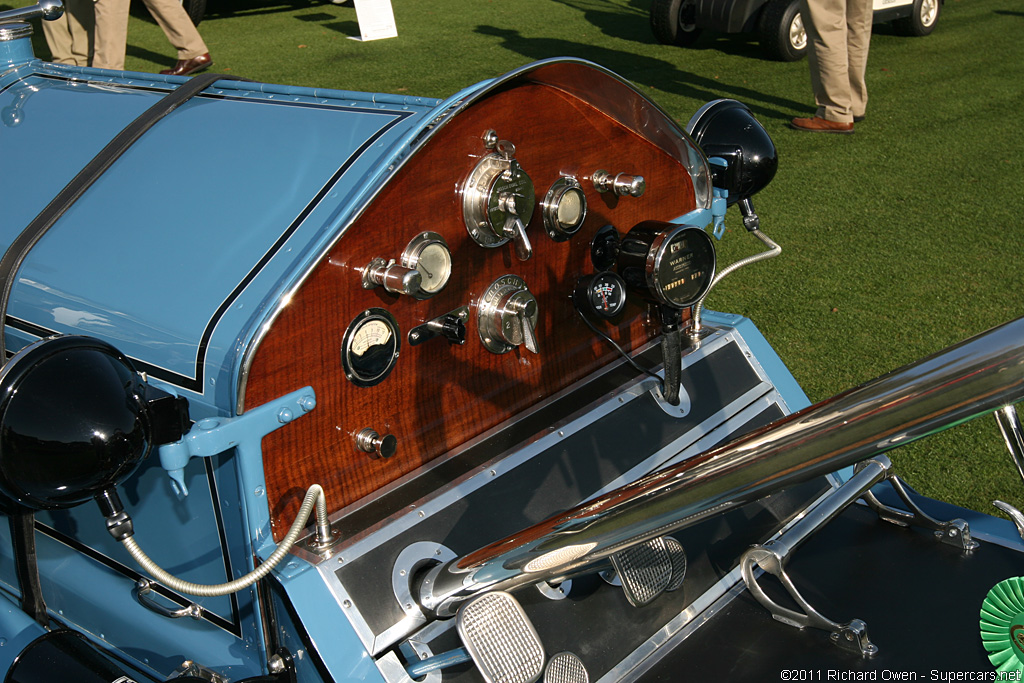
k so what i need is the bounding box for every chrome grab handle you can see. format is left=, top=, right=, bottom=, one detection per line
left=0, top=0, right=64, bottom=24
left=132, top=578, right=203, bottom=620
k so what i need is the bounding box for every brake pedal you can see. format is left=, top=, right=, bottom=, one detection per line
left=610, top=537, right=672, bottom=607
left=456, top=591, right=545, bottom=683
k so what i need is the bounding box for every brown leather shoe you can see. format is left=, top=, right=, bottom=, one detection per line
left=160, top=53, right=213, bottom=76
left=789, top=116, right=854, bottom=134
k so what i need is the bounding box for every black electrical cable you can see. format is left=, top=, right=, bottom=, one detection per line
left=571, top=299, right=662, bottom=382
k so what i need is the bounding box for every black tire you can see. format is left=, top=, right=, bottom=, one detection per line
left=893, top=0, right=940, bottom=36
left=650, top=0, right=703, bottom=48
left=758, top=0, right=808, bottom=61
left=181, top=0, right=206, bottom=26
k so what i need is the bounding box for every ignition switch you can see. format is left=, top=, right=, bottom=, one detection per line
left=478, top=275, right=540, bottom=354
left=462, top=132, right=536, bottom=261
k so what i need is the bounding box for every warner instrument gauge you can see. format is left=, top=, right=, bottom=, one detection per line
left=400, top=232, right=452, bottom=299
left=541, top=176, right=587, bottom=241
left=341, top=308, right=400, bottom=387
left=618, top=221, right=716, bottom=308
left=462, top=135, right=535, bottom=261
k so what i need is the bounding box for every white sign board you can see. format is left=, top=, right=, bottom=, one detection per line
left=352, top=0, right=398, bottom=41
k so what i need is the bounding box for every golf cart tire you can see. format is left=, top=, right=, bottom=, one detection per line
left=651, top=0, right=703, bottom=47
left=182, top=0, right=206, bottom=26
left=758, top=0, right=807, bottom=61
left=893, top=0, right=940, bottom=36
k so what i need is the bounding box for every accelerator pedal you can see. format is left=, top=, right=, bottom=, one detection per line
left=457, top=591, right=545, bottom=683
left=981, top=577, right=1024, bottom=674
left=610, top=537, right=673, bottom=607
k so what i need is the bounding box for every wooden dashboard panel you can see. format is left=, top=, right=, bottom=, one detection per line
left=244, top=78, right=702, bottom=540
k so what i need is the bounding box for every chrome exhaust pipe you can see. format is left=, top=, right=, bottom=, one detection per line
left=418, top=316, right=1024, bottom=617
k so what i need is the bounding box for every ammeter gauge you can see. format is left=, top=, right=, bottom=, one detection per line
left=401, top=232, right=452, bottom=299
left=574, top=272, right=627, bottom=320
left=341, top=308, right=401, bottom=387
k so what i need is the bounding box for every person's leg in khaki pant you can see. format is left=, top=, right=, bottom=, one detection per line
left=92, top=0, right=210, bottom=73
left=42, top=0, right=95, bottom=66
left=792, top=0, right=872, bottom=132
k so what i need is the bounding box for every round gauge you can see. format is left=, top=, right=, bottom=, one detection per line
left=618, top=222, right=716, bottom=309
left=401, top=232, right=452, bottom=299
left=341, top=308, right=400, bottom=387
left=649, top=227, right=716, bottom=307
left=542, top=177, right=588, bottom=241
left=574, top=272, right=627, bottom=320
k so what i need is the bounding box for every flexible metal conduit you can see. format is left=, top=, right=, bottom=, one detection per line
left=122, top=484, right=328, bottom=597
left=418, top=316, right=1024, bottom=617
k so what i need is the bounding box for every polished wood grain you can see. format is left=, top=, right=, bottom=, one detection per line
left=244, top=78, right=701, bottom=540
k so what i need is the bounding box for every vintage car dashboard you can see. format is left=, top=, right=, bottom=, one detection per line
left=239, top=64, right=719, bottom=538
left=2, top=6, right=1024, bottom=683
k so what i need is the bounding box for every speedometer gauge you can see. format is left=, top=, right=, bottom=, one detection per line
left=618, top=222, right=716, bottom=309
left=342, top=309, right=400, bottom=387
left=401, top=232, right=452, bottom=299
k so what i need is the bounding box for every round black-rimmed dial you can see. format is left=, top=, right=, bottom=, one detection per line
left=574, top=272, right=627, bottom=320
left=341, top=308, right=400, bottom=387
left=618, top=222, right=716, bottom=309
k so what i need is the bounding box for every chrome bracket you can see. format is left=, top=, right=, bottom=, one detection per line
left=994, top=500, right=1024, bottom=542
left=741, top=545, right=877, bottom=657
left=171, top=659, right=229, bottom=683
left=860, top=469, right=979, bottom=551
left=740, top=458, right=890, bottom=657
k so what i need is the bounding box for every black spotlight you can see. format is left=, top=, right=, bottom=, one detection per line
left=686, top=99, right=778, bottom=206
left=0, top=336, right=155, bottom=512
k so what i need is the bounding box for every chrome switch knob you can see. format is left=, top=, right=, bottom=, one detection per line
left=593, top=170, right=646, bottom=198
left=362, top=257, right=422, bottom=296
left=478, top=275, right=540, bottom=355
left=355, top=428, right=397, bottom=459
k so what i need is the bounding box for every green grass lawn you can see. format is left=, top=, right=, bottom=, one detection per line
left=11, top=0, right=1024, bottom=513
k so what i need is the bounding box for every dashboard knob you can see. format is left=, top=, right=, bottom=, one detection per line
left=593, top=170, right=646, bottom=197
left=478, top=275, right=540, bottom=355
left=355, top=428, right=397, bottom=459
left=362, top=257, right=423, bottom=296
